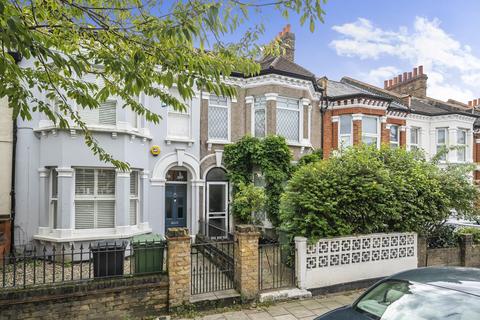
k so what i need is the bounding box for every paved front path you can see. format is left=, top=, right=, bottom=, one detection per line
left=177, top=290, right=361, bottom=320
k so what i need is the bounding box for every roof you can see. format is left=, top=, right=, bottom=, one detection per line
left=411, top=97, right=479, bottom=118
left=258, top=55, right=316, bottom=80
left=391, top=267, right=480, bottom=296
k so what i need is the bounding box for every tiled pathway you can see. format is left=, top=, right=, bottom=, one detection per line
left=177, top=290, right=361, bottom=320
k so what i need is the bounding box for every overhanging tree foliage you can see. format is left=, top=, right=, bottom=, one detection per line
left=0, top=0, right=326, bottom=169
left=280, top=145, right=480, bottom=240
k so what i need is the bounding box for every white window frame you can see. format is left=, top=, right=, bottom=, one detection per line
left=276, top=96, right=302, bottom=143
left=390, top=125, right=400, bottom=148
left=436, top=128, right=448, bottom=161
left=252, top=96, right=267, bottom=138
left=166, top=102, right=192, bottom=140
left=409, top=127, right=421, bottom=151
left=49, top=168, right=58, bottom=229
left=338, top=115, right=353, bottom=149
left=129, top=171, right=140, bottom=225
left=457, top=128, right=468, bottom=162
left=206, top=181, right=229, bottom=239
left=207, top=95, right=231, bottom=143
left=74, top=168, right=116, bottom=229
left=361, top=116, right=380, bottom=148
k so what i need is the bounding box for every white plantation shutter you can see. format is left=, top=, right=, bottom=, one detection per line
left=129, top=171, right=139, bottom=225
left=99, top=101, right=117, bottom=125
left=75, top=201, right=95, bottom=229
left=74, top=168, right=115, bottom=229
left=97, top=200, right=115, bottom=228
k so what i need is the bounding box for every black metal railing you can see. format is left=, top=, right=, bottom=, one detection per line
left=258, top=240, right=295, bottom=291
left=0, top=241, right=166, bottom=290
left=191, top=240, right=235, bottom=295
left=198, top=220, right=234, bottom=241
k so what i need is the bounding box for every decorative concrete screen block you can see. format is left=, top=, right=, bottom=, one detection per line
left=302, top=233, right=417, bottom=289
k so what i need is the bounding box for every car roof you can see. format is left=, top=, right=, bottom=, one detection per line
left=389, top=267, right=480, bottom=296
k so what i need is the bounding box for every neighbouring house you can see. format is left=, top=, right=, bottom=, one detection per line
left=13, top=25, right=323, bottom=248
left=0, top=96, right=13, bottom=254
left=321, top=66, right=480, bottom=171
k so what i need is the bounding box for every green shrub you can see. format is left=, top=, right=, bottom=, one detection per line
left=231, top=182, right=266, bottom=224
left=296, top=149, right=323, bottom=168
left=427, top=224, right=459, bottom=248
left=456, top=227, right=480, bottom=244
left=280, top=145, right=480, bottom=241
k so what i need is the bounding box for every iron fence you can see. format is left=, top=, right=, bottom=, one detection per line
left=191, top=239, right=235, bottom=295
left=0, top=240, right=166, bottom=290
left=258, top=239, right=295, bottom=291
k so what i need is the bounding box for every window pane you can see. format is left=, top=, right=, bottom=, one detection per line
left=75, top=201, right=95, bottom=229
left=166, top=169, right=187, bottom=182
left=458, top=148, right=466, bottom=162
left=437, top=128, right=446, bottom=144
left=129, top=199, right=137, bottom=225
left=166, top=197, right=173, bottom=219
left=97, top=169, right=115, bottom=195
left=339, top=115, right=352, bottom=135
left=210, top=95, right=228, bottom=106
left=97, top=200, right=115, bottom=228
left=277, top=97, right=299, bottom=110
left=277, top=108, right=299, bottom=141
left=51, top=169, right=58, bottom=197
left=410, top=128, right=419, bottom=145
left=130, top=171, right=138, bottom=196
left=99, top=101, right=117, bottom=125
left=75, top=168, right=94, bottom=195
left=206, top=168, right=227, bottom=181
left=362, top=117, right=377, bottom=134
left=208, top=105, right=228, bottom=140
left=254, top=106, right=266, bottom=138
left=340, top=135, right=352, bottom=148
left=390, top=125, right=399, bottom=142
left=457, top=130, right=466, bottom=144
left=362, top=135, right=378, bottom=146
left=209, top=184, right=226, bottom=213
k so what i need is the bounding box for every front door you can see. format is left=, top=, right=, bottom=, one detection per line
left=165, top=184, right=187, bottom=229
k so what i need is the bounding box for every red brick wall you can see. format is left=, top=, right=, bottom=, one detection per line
left=353, top=120, right=362, bottom=145
left=381, top=123, right=390, bottom=145
left=0, top=220, right=12, bottom=256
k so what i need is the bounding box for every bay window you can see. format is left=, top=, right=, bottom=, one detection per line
left=130, top=171, right=139, bottom=225
left=254, top=96, right=266, bottom=138
left=390, top=125, right=399, bottom=148
left=339, top=115, right=353, bottom=148
left=410, top=127, right=420, bottom=150
left=457, top=129, right=467, bottom=162
left=276, top=97, right=301, bottom=142
left=436, top=128, right=448, bottom=161
left=79, top=100, right=117, bottom=126
left=208, top=95, right=229, bottom=141
left=362, top=116, right=379, bottom=147
left=74, top=168, right=115, bottom=229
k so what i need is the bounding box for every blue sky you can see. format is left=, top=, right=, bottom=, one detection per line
left=243, top=0, right=480, bottom=102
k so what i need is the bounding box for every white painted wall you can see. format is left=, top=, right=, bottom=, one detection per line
left=295, top=233, right=417, bottom=289
left=0, top=97, right=12, bottom=218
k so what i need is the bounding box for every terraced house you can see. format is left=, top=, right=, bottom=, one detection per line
left=9, top=26, right=480, bottom=249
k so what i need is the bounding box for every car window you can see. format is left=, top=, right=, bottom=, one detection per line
left=355, top=280, right=480, bottom=320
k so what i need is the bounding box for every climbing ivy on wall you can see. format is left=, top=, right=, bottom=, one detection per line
left=223, top=135, right=292, bottom=227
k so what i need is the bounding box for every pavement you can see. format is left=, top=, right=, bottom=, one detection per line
left=177, top=290, right=361, bottom=320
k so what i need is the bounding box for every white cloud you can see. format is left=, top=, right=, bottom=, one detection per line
left=330, top=17, right=480, bottom=102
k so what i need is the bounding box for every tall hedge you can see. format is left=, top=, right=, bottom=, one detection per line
left=279, top=145, right=480, bottom=240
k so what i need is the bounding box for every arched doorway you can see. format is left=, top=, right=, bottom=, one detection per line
left=205, top=167, right=229, bottom=238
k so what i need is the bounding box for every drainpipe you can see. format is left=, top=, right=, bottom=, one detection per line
left=10, top=118, right=17, bottom=251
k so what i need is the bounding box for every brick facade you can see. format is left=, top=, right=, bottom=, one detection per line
left=0, top=274, right=168, bottom=320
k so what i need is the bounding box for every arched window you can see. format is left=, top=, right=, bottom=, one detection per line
left=206, top=167, right=227, bottom=181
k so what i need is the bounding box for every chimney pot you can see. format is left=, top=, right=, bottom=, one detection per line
left=413, top=67, right=418, bottom=77
left=408, top=72, right=413, bottom=80
left=394, top=77, right=398, bottom=85
left=384, top=80, right=388, bottom=88
left=468, top=101, right=473, bottom=107
left=399, top=75, right=404, bottom=83
left=475, top=99, right=479, bottom=106
left=403, top=72, right=408, bottom=81
left=285, top=24, right=291, bottom=33
left=419, top=65, right=424, bottom=75
left=389, top=79, right=393, bottom=87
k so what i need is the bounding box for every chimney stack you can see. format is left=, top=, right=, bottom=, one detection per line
left=276, top=24, right=295, bottom=62
left=468, top=99, right=480, bottom=108
left=383, top=65, right=428, bottom=98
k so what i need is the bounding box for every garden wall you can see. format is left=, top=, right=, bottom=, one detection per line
left=0, top=274, right=168, bottom=320
left=418, top=234, right=480, bottom=268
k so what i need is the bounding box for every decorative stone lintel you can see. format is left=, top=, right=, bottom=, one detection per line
left=245, top=96, right=254, bottom=104
left=400, top=125, right=407, bottom=132
left=352, top=113, right=363, bottom=121
left=265, top=93, right=278, bottom=101
left=201, top=92, right=210, bottom=100
left=301, top=98, right=311, bottom=106
left=380, top=116, right=388, bottom=123
left=56, top=167, right=74, bottom=177
left=331, top=116, right=339, bottom=123
left=385, top=124, right=392, bottom=130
